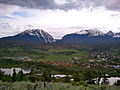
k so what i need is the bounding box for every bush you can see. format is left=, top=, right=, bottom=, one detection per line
left=72, top=80, right=88, bottom=87
left=114, top=80, right=120, bottom=86
left=64, top=75, right=71, bottom=83
left=29, top=76, right=36, bottom=82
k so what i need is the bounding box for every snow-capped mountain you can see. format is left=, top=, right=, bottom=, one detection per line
left=114, top=33, right=120, bottom=38
left=106, top=31, right=120, bottom=38
left=57, top=29, right=120, bottom=45
left=0, top=29, right=55, bottom=43
left=0, top=27, right=120, bottom=45
left=75, top=29, right=105, bottom=36
left=106, top=31, right=114, bottom=37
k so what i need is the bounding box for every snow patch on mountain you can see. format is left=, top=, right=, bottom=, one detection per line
left=18, top=29, right=55, bottom=43
left=106, top=31, right=120, bottom=38
left=114, top=33, right=120, bottom=38
left=106, top=31, right=114, bottom=36
left=76, top=30, right=88, bottom=35
left=76, top=29, right=105, bottom=36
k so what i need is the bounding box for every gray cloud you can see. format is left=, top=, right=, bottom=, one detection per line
left=0, top=0, right=120, bottom=11
left=0, top=3, right=20, bottom=15
left=0, top=0, right=57, bottom=9
left=59, top=0, right=120, bottom=11
left=103, top=0, right=120, bottom=11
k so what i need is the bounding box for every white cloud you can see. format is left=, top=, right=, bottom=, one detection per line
left=55, top=0, right=67, bottom=5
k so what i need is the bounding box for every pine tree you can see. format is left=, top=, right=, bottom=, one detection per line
left=12, top=69, right=17, bottom=82
left=17, top=70, right=24, bottom=81
left=0, top=70, right=4, bottom=80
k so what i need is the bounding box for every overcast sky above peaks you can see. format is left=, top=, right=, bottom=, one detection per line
left=0, top=0, right=120, bottom=39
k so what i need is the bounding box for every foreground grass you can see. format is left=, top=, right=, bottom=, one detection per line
left=0, top=82, right=120, bottom=90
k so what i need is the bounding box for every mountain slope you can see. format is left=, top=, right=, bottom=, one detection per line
left=76, top=29, right=105, bottom=36
left=0, top=28, right=120, bottom=45
left=106, top=31, right=114, bottom=37
left=114, top=33, right=120, bottom=38
left=57, top=29, right=120, bottom=45
left=0, top=29, right=55, bottom=43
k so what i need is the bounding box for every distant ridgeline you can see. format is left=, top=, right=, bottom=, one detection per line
left=0, top=29, right=120, bottom=45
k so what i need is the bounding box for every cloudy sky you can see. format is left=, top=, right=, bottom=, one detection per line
left=0, top=0, right=120, bottom=39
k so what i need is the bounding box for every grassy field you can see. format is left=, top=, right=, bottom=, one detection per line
left=0, top=47, right=89, bottom=62
left=37, top=49, right=88, bottom=62
left=0, top=82, right=120, bottom=90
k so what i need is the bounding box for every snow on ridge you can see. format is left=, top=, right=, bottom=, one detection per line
left=18, top=29, right=54, bottom=43
left=75, top=29, right=105, bottom=36
left=106, top=31, right=114, bottom=36
left=114, top=33, right=120, bottom=38
left=76, top=30, right=88, bottom=35
left=21, top=29, right=43, bottom=37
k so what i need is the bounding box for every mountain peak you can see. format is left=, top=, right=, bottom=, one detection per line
left=18, top=29, right=55, bottom=43
left=21, top=29, right=44, bottom=35
left=75, top=29, right=105, bottom=36
left=20, top=29, right=48, bottom=37
left=106, top=31, right=114, bottom=36
left=1, top=29, right=55, bottom=43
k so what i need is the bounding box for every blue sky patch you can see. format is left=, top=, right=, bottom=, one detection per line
left=11, top=11, right=32, bottom=17
left=0, top=15, right=13, bottom=19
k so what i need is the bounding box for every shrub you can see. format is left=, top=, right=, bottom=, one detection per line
left=72, top=80, right=88, bottom=87
left=114, top=80, right=120, bottom=86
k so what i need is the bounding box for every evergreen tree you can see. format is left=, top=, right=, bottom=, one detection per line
left=101, top=75, right=109, bottom=85
left=0, top=70, right=4, bottom=80
left=12, top=69, right=17, bottom=82
left=29, top=75, right=36, bottom=82
left=42, top=70, right=51, bottom=82
left=72, top=73, right=81, bottom=82
left=64, top=75, right=71, bottom=83
left=17, top=70, right=24, bottom=81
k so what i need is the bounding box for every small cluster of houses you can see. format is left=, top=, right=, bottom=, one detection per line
left=89, top=51, right=120, bottom=60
